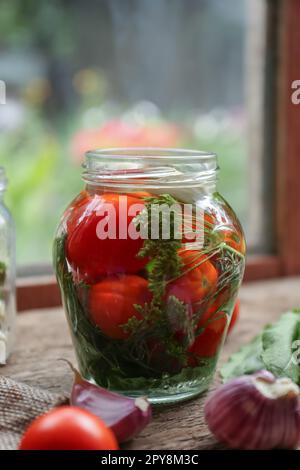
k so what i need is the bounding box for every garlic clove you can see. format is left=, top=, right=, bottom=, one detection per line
left=204, top=371, right=300, bottom=450
left=66, top=361, right=152, bottom=443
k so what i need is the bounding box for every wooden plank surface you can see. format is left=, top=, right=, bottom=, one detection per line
left=2, top=277, right=300, bottom=450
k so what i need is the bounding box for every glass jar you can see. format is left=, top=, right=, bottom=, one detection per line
left=54, top=148, right=245, bottom=404
left=0, top=167, right=16, bottom=364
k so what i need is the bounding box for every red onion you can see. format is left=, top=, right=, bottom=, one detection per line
left=204, top=371, right=300, bottom=449
left=66, top=362, right=152, bottom=443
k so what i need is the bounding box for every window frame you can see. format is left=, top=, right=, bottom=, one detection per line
left=17, top=0, right=300, bottom=311
left=243, top=0, right=300, bottom=280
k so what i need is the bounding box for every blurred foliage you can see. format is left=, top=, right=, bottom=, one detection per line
left=0, top=0, right=73, bottom=56
left=0, top=105, right=246, bottom=266
left=0, top=110, right=80, bottom=264
left=0, top=0, right=248, bottom=266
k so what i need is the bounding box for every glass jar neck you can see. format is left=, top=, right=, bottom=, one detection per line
left=82, top=148, right=218, bottom=193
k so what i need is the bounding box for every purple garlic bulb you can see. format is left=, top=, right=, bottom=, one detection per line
left=204, top=370, right=300, bottom=449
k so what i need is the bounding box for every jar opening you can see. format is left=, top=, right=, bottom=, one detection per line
left=83, top=147, right=218, bottom=189
left=86, top=147, right=216, bottom=160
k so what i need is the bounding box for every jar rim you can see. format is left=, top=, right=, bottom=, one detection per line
left=83, top=147, right=218, bottom=189
left=85, top=147, right=217, bottom=163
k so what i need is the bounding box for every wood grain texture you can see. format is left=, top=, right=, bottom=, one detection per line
left=3, top=277, right=300, bottom=450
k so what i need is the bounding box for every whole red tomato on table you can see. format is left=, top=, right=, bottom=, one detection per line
left=66, top=193, right=147, bottom=283
left=19, top=406, right=118, bottom=450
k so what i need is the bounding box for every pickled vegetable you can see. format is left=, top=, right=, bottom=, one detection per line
left=54, top=190, right=245, bottom=402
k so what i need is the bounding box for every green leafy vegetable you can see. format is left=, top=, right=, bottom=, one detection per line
left=221, top=334, right=264, bottom=381
left=221, top=309, right=300, bottom=385
left=262, top=310, right=300, bottom=384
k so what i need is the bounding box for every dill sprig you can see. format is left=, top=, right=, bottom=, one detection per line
left=135, top=194, right=183, bottom=301
left=124, top=194, right=189, bottom=362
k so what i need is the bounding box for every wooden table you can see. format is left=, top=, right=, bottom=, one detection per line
left=2, top=277, right=300, bottom=450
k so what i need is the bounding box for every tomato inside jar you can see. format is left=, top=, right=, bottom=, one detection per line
left=54, top=148, right=245, bottom=404
left=66, top=193, right=148, bottom=283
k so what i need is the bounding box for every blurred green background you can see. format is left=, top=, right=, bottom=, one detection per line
left=0, top=0, right=248, bottom=266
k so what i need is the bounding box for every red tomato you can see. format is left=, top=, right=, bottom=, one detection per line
left=66, top=193, right=147, bottom=283
left=165, top=250, right=218, bottom=357
left=228, top=299, right=240, bottom=333
left=223, top=230, right=246, bottom=255
left=19, top=406, right=118, bottom=450
left=203, top=210, right=246, bottom=257
left=166, top=250, right=218, bottom=314
left=197, top=285, right=231, bottom=327
left=89, top=275, right=151, bottom=339
left=126, top=191, right=152, bottom=199
left=189, top=314, right=227, bottom=358
left=186, top=283, right=230, bottom=360
left=188, top=298, right=240, bottom=360
left=64, top=190, right=90, bottom=234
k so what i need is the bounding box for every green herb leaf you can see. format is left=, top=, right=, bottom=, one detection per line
left=134, top=193, right=183, bottom=302
left=221, top=308, right=300, bottom=384
left=262, top=309, right=300, bottom=383
left=221, top=334, right=264, bottom=382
